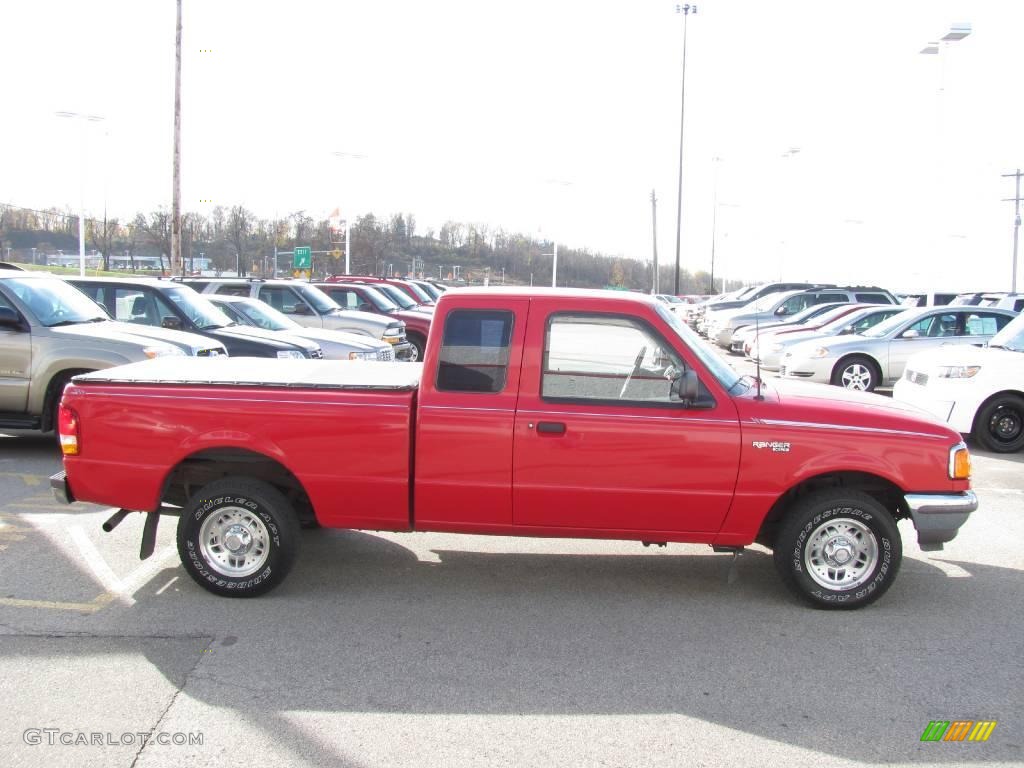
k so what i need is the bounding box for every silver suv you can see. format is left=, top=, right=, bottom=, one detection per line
left=183, top=279, right=411, bottom=358
left=0, top=273, right=220, bottom=432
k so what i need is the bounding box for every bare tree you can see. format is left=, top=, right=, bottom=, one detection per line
left=227, top=206, right=251, bottom=276
left=145, top=210, right=172, bottom=273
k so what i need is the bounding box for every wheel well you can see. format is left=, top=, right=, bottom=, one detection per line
left=161, top=448, right=315, bottom=524
left=41, top=368, right=94, bottom=432
left=971, top=390, right=1024, bottom=433
left=755, top=471, right=906, bottom=547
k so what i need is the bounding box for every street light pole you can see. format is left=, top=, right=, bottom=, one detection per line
left=673, top=3, right=697, bottom=296
left=171, top=0, right=183, bottom=276
left=55, top=111, right=105, bottom=276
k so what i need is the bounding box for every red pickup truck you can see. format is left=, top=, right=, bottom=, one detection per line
left=51, top=288, right=977, bottom=609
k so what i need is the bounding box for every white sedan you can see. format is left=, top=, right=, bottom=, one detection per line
left=893, top=312, right=1024, bottom=452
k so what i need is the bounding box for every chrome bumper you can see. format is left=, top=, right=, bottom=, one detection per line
left=904, top=490, right=978, bottom=551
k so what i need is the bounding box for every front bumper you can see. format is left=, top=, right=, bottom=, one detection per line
left=391, top=340, right=414, bottom=360
left=779, top=353, right=833, bottom=383
left=904, top=490, right=978, bottom=551
left=50, top=470, right=74, bottom=504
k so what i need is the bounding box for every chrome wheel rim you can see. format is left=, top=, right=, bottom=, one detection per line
left=408, top=344, right=420, bottom=362
left=840, top=364, right=873, bottom=390
left=988, top=405, right=1023, bottom=444
left=804, top=517, right=878, bottom=590
left=199, top=507, right=270, bottom=577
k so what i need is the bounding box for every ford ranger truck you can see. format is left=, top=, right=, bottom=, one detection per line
left=50, top=289, right=977, bottom=609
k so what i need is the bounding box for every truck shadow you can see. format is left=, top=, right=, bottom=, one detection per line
left=47, top=528, right=1020, bottom=765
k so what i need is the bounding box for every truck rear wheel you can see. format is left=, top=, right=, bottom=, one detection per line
left=177, top=477, right=300, bottom=597
left=773, top=490, right=901, bottom=609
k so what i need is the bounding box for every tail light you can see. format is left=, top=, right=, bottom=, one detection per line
left=58, top=404, right=80, bottom=456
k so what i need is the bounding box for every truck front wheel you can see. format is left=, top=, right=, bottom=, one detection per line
left=773, top=490, right=901, bottom=609
left=177, top=477, right=300, bottom=597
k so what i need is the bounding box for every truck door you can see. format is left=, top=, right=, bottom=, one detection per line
left=414, top=298, right=529, bottom=529
left=512, top=299, right=742, bottom=534
left=0, top=290, right=31, bottom=413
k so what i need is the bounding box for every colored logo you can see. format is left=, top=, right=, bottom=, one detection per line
left=920, top=720, right=997, bottom=742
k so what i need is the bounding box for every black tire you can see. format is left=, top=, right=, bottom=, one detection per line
left=972, top=394, right=1024, bottom=453
left=830, top=355, right=881, bottom=393
left=177, top=477, right=300, bottom=597
left=42, top=369, right=91, bottom=434
left=773, top=490, right=902, bottom=609
left=407, top=333, right=425, bottom=363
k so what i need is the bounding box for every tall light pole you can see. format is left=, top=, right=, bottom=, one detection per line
left=331, top=152, right=368, bottom=274
left=171, top=0, right=183, bottom=276
left=672, top=3, right=697, bottom=296
left=55, top=111, right=105, bottom=276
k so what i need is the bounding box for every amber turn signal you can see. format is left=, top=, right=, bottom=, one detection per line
left=949, top=444, right=971, bottom=480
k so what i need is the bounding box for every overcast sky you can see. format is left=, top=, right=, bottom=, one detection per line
left=2, top=0, right=1020, bottom=291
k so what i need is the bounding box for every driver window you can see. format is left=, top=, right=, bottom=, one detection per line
left=542, top=314, right=687, bottom=403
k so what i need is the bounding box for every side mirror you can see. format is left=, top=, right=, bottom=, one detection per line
left=161, top=316, right=183, bottom=330
left=838, top=327, right=853, bottom=335
left=775, top=306, right=789, bottom=316
left=292, top=303, right=312, bottom=315
left=901, top=329, right=920, bottom=339
left=357, top=302, right=371, bottom=312
left=671, top=369, right=700, bottom=403
left=0, top=306, right=24, bottom=329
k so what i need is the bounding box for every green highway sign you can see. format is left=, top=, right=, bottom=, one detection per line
left=293, top=246, right=312, bottom=269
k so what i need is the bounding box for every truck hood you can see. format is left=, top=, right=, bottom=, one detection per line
left=106, top=321, right=227, bottom=355
left=48, top=321, right=182, bottom=353
left=740, top=377, right=959, bottom=439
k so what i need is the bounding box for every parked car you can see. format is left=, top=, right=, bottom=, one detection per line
left=207, top=295, right=396, bottom=361
left=780, top=306, right=1018, bottom=392
left=0, top=272, right=194, bottom=432
left=182, top=278, right=412, bottom=357
left=326, top=275, right=436, bottom=307
left=707, top=286, right=897, bottom=349
left=313, top=282, right=431, bottom=362
left=54, top=288, right=977, bottom=608
left=976, top=292, right=1024, bottom=313
left=728, top=302, right=850, bottom=355
left=950, top=292, right=1000, bottom=306
left=750, top=305, right=906, bottom=372
left=894, top=312, right=1024, bottom=453
left=72, top=277, right=324, bottom=359
left=696, top=282, right=829, bottom=335
left=897, top=292, right=958, bottom=307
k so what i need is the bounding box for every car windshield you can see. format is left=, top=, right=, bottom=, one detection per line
left=292, top=283, right=341, bottom=313
left=229, top=300, right=300, bottom=331
left=162, top=286, right=232, bottom=329
left=359, top=285, right=400, bottom=312
left=862, top=309, right=914, bottom=338
left=6, top=277, right=110, bottom=326
left=402, top=282, right=432, bottom=303
left=749, top=292, right=791, bottom=313
left=656, top=304, right=741, bottom=392
left=416, top=282, right=442, bottom=300
left=659, top=294, right=684, bottom=304
left=376, top=283, right=417, bottom=309
left=989, top=313, right=1024, bottom=351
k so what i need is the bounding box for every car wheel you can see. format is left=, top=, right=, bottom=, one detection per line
left=407, top=334, right=425, bottom=363
left=831, top=355, right=880, bottom=392
left=177, top=477, right=300, bottom=597
left=773, top=490, right=901, bottom=609
left=972, top=394, right=1024, bottom=453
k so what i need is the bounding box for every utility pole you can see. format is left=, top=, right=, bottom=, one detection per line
left=673, top=3, right=697, bottom=295
left=552, top=241, right=558, bottom=287
left=1003, top=168, right=1022, bottom=293
left=170, top=0, right=183, bottom=276
left=650, top=189, right=659, bottom=294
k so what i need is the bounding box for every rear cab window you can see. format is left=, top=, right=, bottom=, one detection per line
left=436, top=310, right=514, bottom=393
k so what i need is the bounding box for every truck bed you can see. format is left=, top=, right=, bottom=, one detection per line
left=65, top=358, right=420, bottom=530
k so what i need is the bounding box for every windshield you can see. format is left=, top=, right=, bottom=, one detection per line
left=376, top=283, right=417, bottom=309
left=656, top=304, right=741, bottom=392
left=749, top=291, right=792, bottom=313
left=359, top=285, right=400, bottom=312
left=416, top=282, right=442, bottom=300
left=658, top=294, right=684, bottom=304
left=862, top=309, right=914, bottom=338
left=162, top=286, right=232, bottom=329
left=990, top=313, right=1024, bottom=351
left=231, top=300, right=299, bottom=331
left=6, top=277, right=109, bottom=326
left=292, top=283, right=341, bottom=313
left=402, top=282, right=432, bottom=303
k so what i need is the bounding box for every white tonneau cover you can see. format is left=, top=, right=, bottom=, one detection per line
left=74, top=357, right=423, bottom=391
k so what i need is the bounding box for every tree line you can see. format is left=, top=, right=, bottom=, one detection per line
left=0, top=202, right=723, bottom=293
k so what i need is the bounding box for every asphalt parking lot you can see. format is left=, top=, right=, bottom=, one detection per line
left=2, top=388, right=1022, bottom=767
